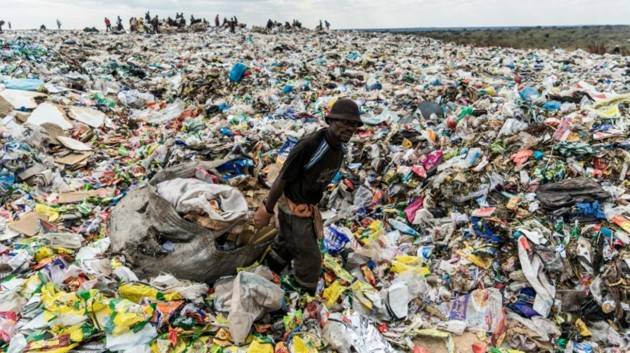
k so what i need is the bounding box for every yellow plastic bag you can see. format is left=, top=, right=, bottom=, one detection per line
left=351, top=280, right=377, bottom=310
left=391, top=255, right=430, bottom=276
left=118, top=283, right=182, bottom=303
left=361, top=220, right=384, bottom=245
left=247, top=340, right=274, bottom=353
left=35, top=204, right=60, bottom=222
left=457, top=247, right=492, bottom=269
left=35, top=246, right=55, bottom=262
left=483, top=86, right=496, bottom=96
left=575, top=318, right=592, bottom=337
left=41, top=283, right=93, bottom=317
left=41, top=287, right=108, bottom=328
left=322, top=281, right=347, bottom=308
left=51, top=323, right=97, bottom=343
left=290, top=336, right=317, bottom=353
left=588, top=93, right=630, bottom=118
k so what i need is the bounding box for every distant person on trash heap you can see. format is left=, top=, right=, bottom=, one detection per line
left=56, top=19, right=61, bottom=30
left=104, top=17, right=112, bottom=32
left=116, top=16, right=124, bottom=31
left=215, top=14, right=220, bottom=27
left=151, top=15, right=159, bottom=33
left=229, top=19, right=235, bottom=33
left=0, top=20, right=4, bottom=33
left=253, top=98, right=363, bottom=294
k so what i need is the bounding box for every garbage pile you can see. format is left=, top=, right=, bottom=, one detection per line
left=1, top=28, right=629, bottom=353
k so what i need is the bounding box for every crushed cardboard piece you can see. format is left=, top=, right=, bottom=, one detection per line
left=0, top=96, right=12, bottom=117
left=54, top=152, right=92, bottom=165
left=40, top=123, right=66, bottom=142
left=56, top=136, right=92, bottom=151
left=17, top=164, right=47, bottom=180
left=0, top=89, right=46, bottom=110
left=26, top=102, right=73, bottom=130
left=68, top=106, right=106, bottom=128
left=8, top=212, right=42, bottom=236
left=57, top=189, right=114, bottom=204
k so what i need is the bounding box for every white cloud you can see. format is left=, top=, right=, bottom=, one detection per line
left=1, top=0, right=628, bottom=29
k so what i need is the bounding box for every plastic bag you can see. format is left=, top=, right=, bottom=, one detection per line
left=229, top=63, right=248, bottom=82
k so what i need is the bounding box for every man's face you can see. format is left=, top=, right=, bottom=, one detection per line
left=329, top=119, right=360, bottom=143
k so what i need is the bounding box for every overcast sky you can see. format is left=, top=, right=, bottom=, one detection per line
left=1, top=0, right=629, bottom=30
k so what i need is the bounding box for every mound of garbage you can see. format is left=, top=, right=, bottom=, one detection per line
left=0, top=28, right=628, bottom=353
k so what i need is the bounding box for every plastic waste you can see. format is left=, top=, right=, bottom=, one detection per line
left=0, top=26, right=628, bottom=353
left=229, top=63, right=249, bottom=82
left=3, top=78, right=44, bottom=91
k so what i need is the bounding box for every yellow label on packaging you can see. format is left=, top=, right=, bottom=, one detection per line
left=111, top=300, right=155, bottom=335
left=118, top=283, right=183, bottom=303
left=322, top=281, right=347, bottom=308
left=247, top=340, right=274, bottom=353
left=575, top=318, right=592, bottom=337
left=322, top=255, right=354, bottom=283
left=41, top=283, right=103, bottom=317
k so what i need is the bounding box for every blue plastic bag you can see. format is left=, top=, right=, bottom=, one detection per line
left=216, top=158, right=254, bottom=179
left=282, top=85, right=294, bottom=94
left=323, top=225, right=350, bottom=255
left=543, top=100, right=561, bottom=111
left=576, top=201, right=606, bottom=220
left=471, top=217, right=502, bottom=243
left=229, top=63, right=248, bottom=83
left=519, top=86, right=539, bottom=102
left=507, top=287, right=540, bottom=318
left=219, top=127, right=233, bottom=137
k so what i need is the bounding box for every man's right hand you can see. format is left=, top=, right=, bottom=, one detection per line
left=253, top=204, right=273, bottom=229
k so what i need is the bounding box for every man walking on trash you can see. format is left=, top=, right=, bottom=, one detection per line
left=253, top=98, right=362, bottom=294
